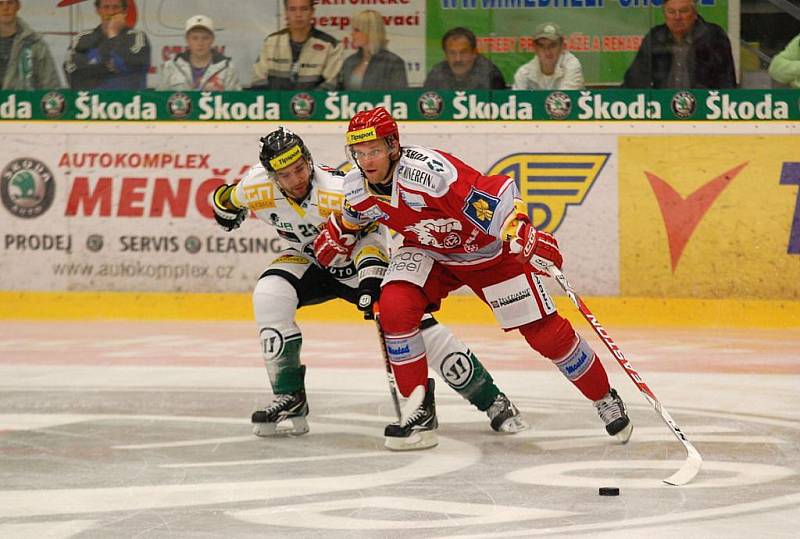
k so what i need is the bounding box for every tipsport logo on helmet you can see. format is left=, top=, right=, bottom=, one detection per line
left=487, top=153, right=609, bottom=233
left=346, top=127, right=378, bottom=145
left=1, top=158, right=56, bottom=219
left=269, top=145, right=303, bottom=171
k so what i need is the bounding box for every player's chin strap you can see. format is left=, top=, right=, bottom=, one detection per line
left=549, top=266, right=702, bottom=486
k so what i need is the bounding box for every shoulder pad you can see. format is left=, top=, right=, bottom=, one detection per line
left=313, top=166, right=344, bottom=191
left=395, top=146, right=456, bottom=198
left=233, top=164, right=275, bottom=209
left=342, top=168, right=368, bottom=200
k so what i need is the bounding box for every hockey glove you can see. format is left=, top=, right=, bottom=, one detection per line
left=211, top=184, right=247, bottom=231
left=356, top=277, right=382, bottom=320
left=313, top=217, right=357, bottom=267
left=508, top=222, right=563, bottom=276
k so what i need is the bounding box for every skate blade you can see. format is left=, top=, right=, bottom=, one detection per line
left=252, top=417, right=309, bottom=438
left=496, top=415, right=531, bottom=434
left=613, top=422, right=633, bottom=444
left=384, top=430, right=438, bottom=451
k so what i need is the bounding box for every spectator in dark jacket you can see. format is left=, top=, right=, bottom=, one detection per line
left=423, top=27, right=506, bottom=90
left=622, top=0, right=736, bottom=89
left=64, top=0, right=151, bottom=90
left=339, top=10, right=407, bottom=90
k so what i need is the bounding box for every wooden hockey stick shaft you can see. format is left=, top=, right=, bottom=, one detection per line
left=372, top=302, right=402, bottom=422
left=549, top=267, right=702, bottom=486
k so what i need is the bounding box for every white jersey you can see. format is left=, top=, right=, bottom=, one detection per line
left=233, top=162, right=347, bottom=253
left=233, top=162, right=388, bottom=286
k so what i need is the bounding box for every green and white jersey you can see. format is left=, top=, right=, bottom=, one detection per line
left=232, top=162, right=346, bottom=252
left=232, top=162, right=388, bottom=286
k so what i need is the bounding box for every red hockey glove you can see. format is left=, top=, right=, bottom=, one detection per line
left=313, top=217, right=357, bottom=267
left=509, top=222, right=563, bottom=276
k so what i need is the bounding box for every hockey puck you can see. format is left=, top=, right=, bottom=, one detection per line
left=598, top=487, right=620, bottom=496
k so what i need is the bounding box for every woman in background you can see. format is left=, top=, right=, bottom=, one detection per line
left=339, top=10, right=407, bottom=90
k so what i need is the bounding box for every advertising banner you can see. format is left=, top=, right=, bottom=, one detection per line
left=619, top=135, right=800, bottom=300
left=426, top=0, right=729, bottom=85
left=3, top=89, right=799, bottom=122
left=0, top=128, right=619, bottom=296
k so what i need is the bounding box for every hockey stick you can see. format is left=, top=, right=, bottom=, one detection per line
left=372, top=302, right=402, bottom=422
left=549, top=267, right=702, bottom=486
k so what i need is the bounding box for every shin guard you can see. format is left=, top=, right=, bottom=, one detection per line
left=422, top=320, right=499, bottom=411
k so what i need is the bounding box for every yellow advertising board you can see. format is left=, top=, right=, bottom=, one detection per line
left=619, top=136, right=800, bottom=300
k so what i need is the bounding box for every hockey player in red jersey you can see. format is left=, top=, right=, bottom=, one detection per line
left=314, top=106, right=633, bottom=450
left=211, top=127, right=528, bottom=444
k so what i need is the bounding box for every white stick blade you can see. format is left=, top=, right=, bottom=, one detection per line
left=662, top=445, right=703, bottom=486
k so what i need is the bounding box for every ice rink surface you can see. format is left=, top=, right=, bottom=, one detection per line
left=1, top=321, right=799, bottom=538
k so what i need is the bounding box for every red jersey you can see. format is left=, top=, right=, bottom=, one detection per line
left=341, top=145, right=520, bottom=268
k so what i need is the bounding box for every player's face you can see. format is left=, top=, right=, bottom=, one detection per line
left=285, top=0, right=314, bottom=33
left=96, top=0, right=125, bottom=22
left=351, top=139, right=392, bottom=185
left=534, top=38, right=562, bottom=73
left=444, top=36, right=478, bottom=79
left=664, top=0, right=697, bottom=40
left=275, top=158, right=312, bottom=201
left=186, top=29, right=214, bottom=58
left=0, top=0, right=20, bottom=25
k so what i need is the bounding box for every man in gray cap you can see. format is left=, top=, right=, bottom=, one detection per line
left=512, top=22, right=584, bottom=90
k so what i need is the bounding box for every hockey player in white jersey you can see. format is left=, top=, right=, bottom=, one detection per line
left=210, top=128, right=528, bottom=446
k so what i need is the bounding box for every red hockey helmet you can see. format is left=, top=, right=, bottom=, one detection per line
left=345, top=107, right=399, bottom=147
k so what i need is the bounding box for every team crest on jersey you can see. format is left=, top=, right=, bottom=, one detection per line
left=463, top=188, right=499, bottom=233
left=487, top=153, right=609, bottom=233
left=405, top=218, right=462, bottom=249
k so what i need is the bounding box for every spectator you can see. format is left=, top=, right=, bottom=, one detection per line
left=622, top=0, right=736, bottom=89
left=768, top=33, right=800, bottom=88
left=251, top=0, right=343, bottom=90
left=339, top=10, right=407, bottom=90
left=512, top=22, right=584, bottom=90
left=64, top=0, right=151, bottom=90
left=0, top=0, right=61, bottom=89
left=423, top=27, right=506, bottom=90
left=158, top=15, right=241, bottom=91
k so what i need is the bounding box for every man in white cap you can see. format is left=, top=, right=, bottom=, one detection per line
left=158, top=14, right=241, bottom=91
left=512, top=22, right=584, bottom=91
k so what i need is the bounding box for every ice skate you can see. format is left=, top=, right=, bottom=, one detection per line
left=251, top=390, right=309, bottom=437
left=487, top=393, right=530, bottom=433
left=594, top=388, right=633, bottom=443
left=384, top=378, right=438, bottom=451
